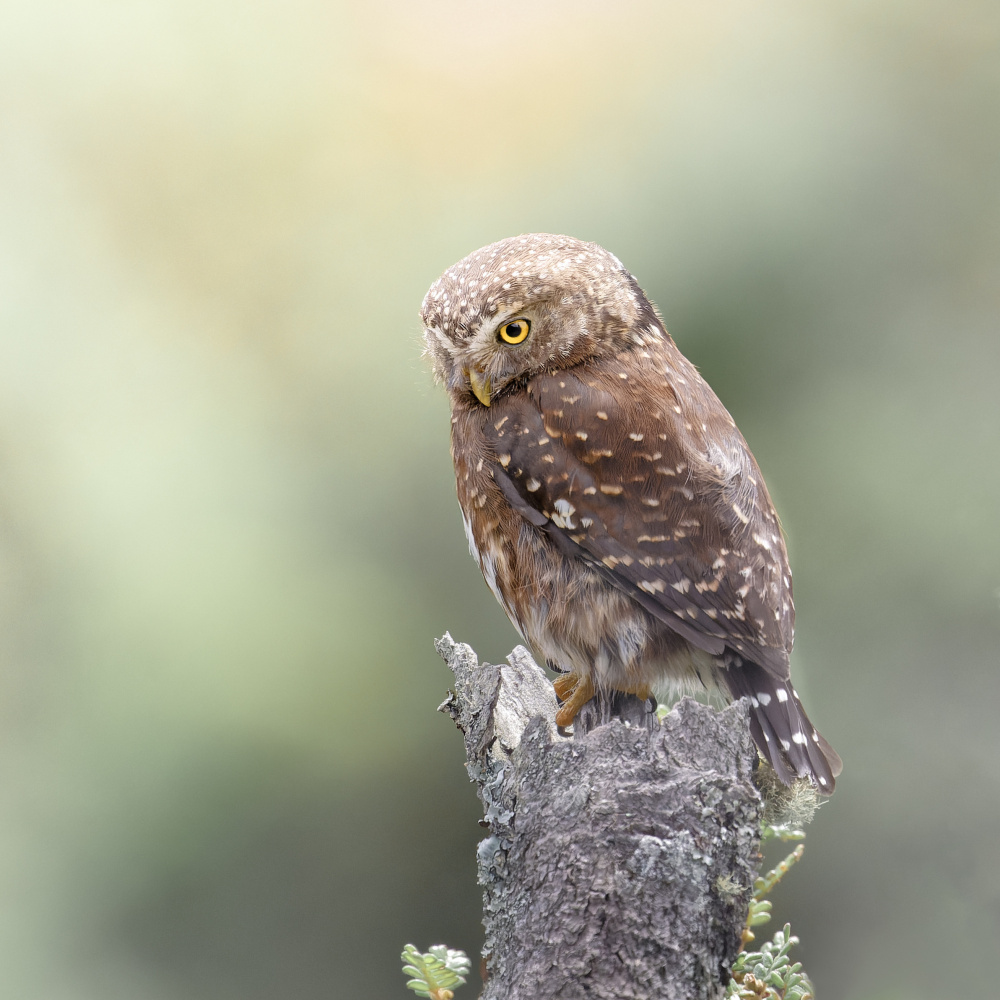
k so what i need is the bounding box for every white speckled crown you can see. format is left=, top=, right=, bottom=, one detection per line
left=420, top=233, right=628, bottom=341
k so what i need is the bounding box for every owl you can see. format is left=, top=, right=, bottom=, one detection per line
left=421, top=234, right=841, bottom=791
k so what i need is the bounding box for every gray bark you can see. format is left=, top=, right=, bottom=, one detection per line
left=435, top=634, right=764, bottom=1000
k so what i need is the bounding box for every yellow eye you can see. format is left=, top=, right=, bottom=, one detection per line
left=498, top=318, right=531, bottom=345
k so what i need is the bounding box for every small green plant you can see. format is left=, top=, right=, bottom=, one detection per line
left=742, top=842, right=804, bottom=945
left=728, top=787, right=818, bottom=1000
left=400, top=944, right=471, bottom=999
left=728, top=924, right=813, bottom=1000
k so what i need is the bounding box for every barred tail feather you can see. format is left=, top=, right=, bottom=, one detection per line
left=723, top=657, right=842, bottom=793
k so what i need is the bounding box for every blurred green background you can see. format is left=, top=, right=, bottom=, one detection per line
left=0, top=0, right=998, bottom=997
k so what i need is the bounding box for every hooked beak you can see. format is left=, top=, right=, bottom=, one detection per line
left=465, top=367, right=491, bottom=407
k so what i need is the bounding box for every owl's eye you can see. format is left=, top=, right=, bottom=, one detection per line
left=498, top=318, right=531, bottom=345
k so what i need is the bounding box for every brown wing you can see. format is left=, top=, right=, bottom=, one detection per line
left=484, top=343, right=794, bottom=678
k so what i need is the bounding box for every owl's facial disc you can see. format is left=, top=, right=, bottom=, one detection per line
left=458, top=310, right=541, bottom=406
left=463, top=316, right=533, bottom=405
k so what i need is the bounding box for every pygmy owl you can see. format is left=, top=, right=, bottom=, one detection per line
left=421, top=234, right=841, bottom=791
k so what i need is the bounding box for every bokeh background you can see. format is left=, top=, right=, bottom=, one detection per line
left=1, top=0, right=998, bottom=997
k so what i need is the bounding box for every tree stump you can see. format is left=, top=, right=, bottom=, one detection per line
left=435, top=634, right=764, bottom=1000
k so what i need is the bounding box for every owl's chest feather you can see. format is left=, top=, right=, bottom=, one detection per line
left=451, top=406, right=538, bottom=629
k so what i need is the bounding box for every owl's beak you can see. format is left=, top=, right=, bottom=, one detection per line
left=466, top=367, right=491, bottom=407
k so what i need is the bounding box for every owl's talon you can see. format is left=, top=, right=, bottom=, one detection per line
left=552, top=672, right=579, bottom=701
left=553, top=673, right=596, bottom=728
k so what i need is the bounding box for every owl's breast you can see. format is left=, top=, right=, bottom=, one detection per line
left=451, top=400, right=536, bottom=637
left=451, top=397, right=588, bottom=645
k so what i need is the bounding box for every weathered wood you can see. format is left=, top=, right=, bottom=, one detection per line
left=435, top=634, right=764, bottom=1000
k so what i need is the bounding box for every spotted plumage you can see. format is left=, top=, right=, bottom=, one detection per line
left=422, top=234, right=841, bottom=791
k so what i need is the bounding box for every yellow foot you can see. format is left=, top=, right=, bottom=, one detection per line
left=552, top=672, right=578, bottom=701
left=553, top=672, right=596, bottom=728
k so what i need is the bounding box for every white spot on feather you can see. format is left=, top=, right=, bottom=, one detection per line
left=551, top=498, right=577, bottom=529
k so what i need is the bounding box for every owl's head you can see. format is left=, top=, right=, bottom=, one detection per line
left=421, top=234, right=658, bottom=406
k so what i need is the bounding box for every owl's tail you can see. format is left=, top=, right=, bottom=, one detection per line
left=722, top=657, right=842, bottom=793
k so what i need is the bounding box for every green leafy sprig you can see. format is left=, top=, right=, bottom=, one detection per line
left=401, top=944, right=471, bottom=999
left=728, top=925, right=813, bottom=1000
left=729, top=803, right=815, bottom=1000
